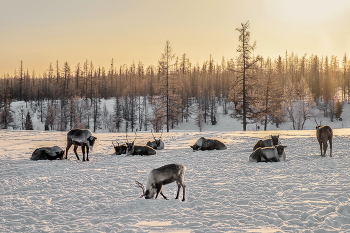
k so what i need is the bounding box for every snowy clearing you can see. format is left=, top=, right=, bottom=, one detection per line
left=1, top=129, right=350, bottom=232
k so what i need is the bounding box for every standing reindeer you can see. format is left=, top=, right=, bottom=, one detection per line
left=146, top=130, right=165, bottom=150
left=135, top=163, right=186, bottom=201
left=66, top=129, right=97, bottom=161
left=316, top=125, right=333, bottom=157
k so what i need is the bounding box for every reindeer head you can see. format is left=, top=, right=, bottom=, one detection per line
left=135, top=180, right=154, bottom=199
left=275, top=145, right=287, bottom=157
left=135, top=177, right=156, bottom=199
left=56, top=150, right=65, bottom=160
left=113, top=141, right=127, bottom=155
left=87, top=136, right=97, bottom=149
left=270, top=135, right=280, bottom=146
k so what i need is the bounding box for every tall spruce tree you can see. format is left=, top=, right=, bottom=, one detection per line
left=25, top=111, right=33, bottom=130
left=232, top=21, right=260, bottom=131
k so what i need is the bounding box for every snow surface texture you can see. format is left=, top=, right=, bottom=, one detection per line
left=1, top=129, right=350, bottom=232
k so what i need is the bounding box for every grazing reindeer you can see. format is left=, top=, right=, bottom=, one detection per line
left=66, top=129, right=97, bottom=161
left=190, top=137, right=227, bottom=151
left=112, top=141, right=127, bottom=155
left=126, top=132, right=156, bottom=156
left=146, top=130, right=165, bottom=150
left=249, top=145, right=287, bottom=162
left=30, top=146, right=65, bottom=161
left=316, top=125, right=333, bottom=157
left=135, top=163, right=186, bottom=201
left=253, top=135, right=281, bottom=151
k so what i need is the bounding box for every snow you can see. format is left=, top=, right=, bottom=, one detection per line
left=2, top=99, right=350, bottom=232
left=1, top=126, right=350, bottom=232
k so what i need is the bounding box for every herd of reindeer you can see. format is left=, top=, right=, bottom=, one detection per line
left=29, top=124, right=333, bottom=202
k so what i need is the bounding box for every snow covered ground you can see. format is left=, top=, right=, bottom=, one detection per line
left=1, top=128, right=350, bottom=232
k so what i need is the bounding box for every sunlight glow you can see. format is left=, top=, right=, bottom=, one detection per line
left=267, top=0, right=350, bottom=26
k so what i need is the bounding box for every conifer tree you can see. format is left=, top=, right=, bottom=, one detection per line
left=25, top=111, right=33, bottom=130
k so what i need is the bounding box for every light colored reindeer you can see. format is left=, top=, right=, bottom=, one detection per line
left=135, top=163, right=186, bottom=201
left=249, top=145, right=287, bottom=162
left=66, top=129, right=97, bottom=161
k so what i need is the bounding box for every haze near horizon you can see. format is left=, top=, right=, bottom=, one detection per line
left=1, top=0, right=350, bottom=75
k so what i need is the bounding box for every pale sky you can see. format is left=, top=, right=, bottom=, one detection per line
left=1, top=0, right=350, bottom=76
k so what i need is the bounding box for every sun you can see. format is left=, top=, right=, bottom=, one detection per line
left=266, top=0, right=350, bottom=26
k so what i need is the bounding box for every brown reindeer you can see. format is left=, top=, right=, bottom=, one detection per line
left=316, top=125, right=333, bottom=157
left=253, top=135, right=281, bottom=151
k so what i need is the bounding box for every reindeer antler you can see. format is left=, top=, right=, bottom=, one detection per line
left=159, top=129, right=163, bottom=140
left=151, top=129, right=156, bottom=140
left=314, top=117, right=320, bottom=127
left=135, top=180, right=145, bottom=198
left=133, top=131, right=137, bottom=143
left=112, top=141, right=119, bottom=147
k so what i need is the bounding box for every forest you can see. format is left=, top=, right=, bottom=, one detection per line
left=0, top=22, right=349, bottom=132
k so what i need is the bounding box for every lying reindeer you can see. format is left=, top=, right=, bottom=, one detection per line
left=112, top=141, right=127, bottom=155
left=249, top=145, right=287, bottom=162
left=126, top=141, right=156, bottom=156
left=253, top=135, right=281, bottom=151
left=126, top=132, right=156, bottom=156
left=146, top=130, right=165, bottom=150
left=190, top=137, right=227, bottom=151
left=66, top=129, right=97, bottom=161
left=135, top=163, right=186, bottom=201
left=30, top=146, right=65, bottom=161
left=316, top=125, right=333, bottom=157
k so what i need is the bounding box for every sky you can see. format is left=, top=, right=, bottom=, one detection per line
left=1, top=0, right=350, bottom=76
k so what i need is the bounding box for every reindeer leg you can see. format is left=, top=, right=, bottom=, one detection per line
left=86, top=146, right=90, bottom=161
left=65, top=143, right=72, bottom=159
left=319, top=141, right=323, bottom=157
left=82, top=145, right=86, bottom=161
left=155, top=184, right=163, bottom=199
left=175, top=182, right=181, bottom=199
left=73, top=145, right=80, bottom=160
left=182, top=184, right=186, bottom=202
left=160, top=191, right=169, bottom=200
left=329, top=139, right=333, bottom=157
left=323, top=141, right=327, bottom=157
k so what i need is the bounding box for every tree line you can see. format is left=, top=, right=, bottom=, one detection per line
left=0, top=22, right=349, bottom=132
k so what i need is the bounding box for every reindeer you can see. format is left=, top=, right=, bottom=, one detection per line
left=316, top=125, right=333, bottom=157
left=249, top=145, right=287, bottom=162
left=146, top=130, right=165, bottom=150
left=126, top=132, right=156, bottom=156
left=135, top=163, right=186, bottom=201
left=253, top=135, right=281, bottom=151
left=112, top=141, right=127, bottom=155
left=66, top=129, right=97, bottom=161
left=190, top=137, right=227, bottom=151
left=30, top=146, right=65, bottom=161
